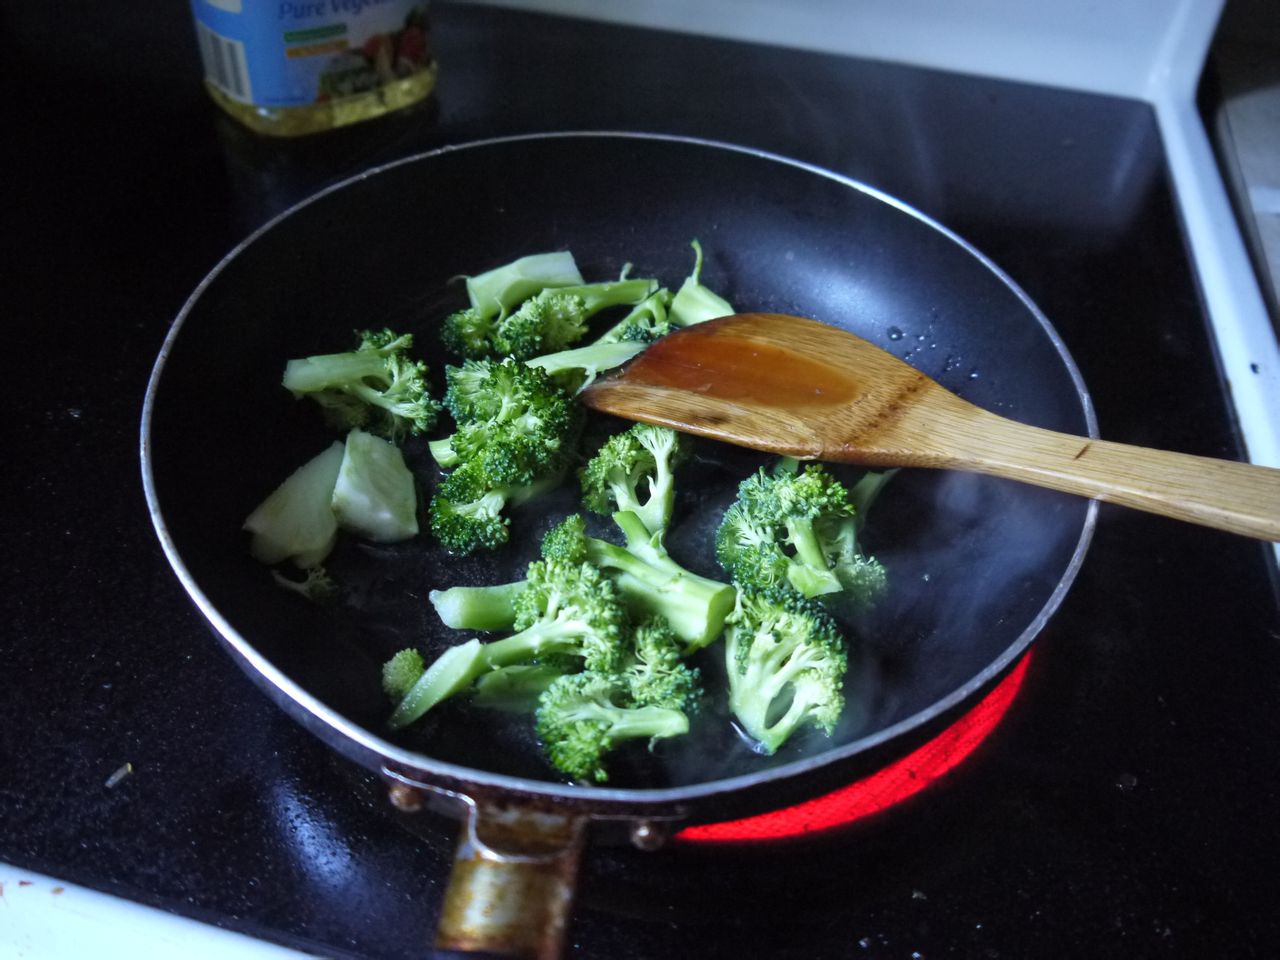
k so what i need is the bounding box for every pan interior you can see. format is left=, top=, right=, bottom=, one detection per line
left=145, top=134, right=1092, bottom=795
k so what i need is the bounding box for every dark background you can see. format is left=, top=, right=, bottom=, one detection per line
left=3, top=3, right=1279, bottom=958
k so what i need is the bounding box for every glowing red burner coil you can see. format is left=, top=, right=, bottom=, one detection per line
left=677, top=653, right=1031, bottom=843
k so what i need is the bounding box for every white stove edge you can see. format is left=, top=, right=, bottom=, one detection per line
left=0, top=864, right=315, bottom=958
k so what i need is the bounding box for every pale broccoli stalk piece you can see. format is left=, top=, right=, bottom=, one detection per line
left=282, top=329, right=440, bottom=441
left=541, top=513, right=735, bottom=652
left=429, top=579, right=527, bottom=631
left=331, top=429, right=419, bottom=542
left=669, top=240, right=734, bottom=327
left=243, top=441, right=345, bottom=567
left=466, top=251, right=585, bottom=322
left=724, top=588, right=848, bottom=755
left=579, top=423, right=689, bottom=537
left=526, top=340, right=648, bottom=393
left=387, top=559, right=628, bottom=729
left=443, top=252, right=586, bottom=359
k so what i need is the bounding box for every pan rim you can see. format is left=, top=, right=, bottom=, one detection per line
left=140, top=130, right=1098, bottom=809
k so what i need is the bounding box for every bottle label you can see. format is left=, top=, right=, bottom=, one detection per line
left=190, top=0, right=432, bottom=109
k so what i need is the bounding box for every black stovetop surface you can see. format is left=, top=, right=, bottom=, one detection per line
left=4, top=3, right=1279, bottom=958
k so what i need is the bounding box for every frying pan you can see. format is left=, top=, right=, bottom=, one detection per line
left=141, top=132, right=1096, bottom=957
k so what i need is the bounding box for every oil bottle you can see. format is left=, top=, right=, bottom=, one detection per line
left=189, top=1, right=438, bottom=137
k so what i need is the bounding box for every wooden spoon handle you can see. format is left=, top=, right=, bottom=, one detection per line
left=920, top=406, right=1280, bottom=540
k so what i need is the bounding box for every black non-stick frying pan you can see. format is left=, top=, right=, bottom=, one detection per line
left=142, top=132, right=1096, bottom=957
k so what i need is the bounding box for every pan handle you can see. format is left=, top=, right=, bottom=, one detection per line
left=432, top=795, right=588, bottom=959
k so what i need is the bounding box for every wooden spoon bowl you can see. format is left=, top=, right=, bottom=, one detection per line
left=582, top=313, right=1280, bottom=540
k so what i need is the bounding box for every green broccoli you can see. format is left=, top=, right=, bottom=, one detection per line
left=441, top=251, right=585, bottom=357
left=716, top=460, right=887, bottom=600
left=491, top=278, right=659, bottom=360
left=427, top=360, right=582, bottom=554
left=382, top=648, right=426, bottom=700
left=534, top=620, right=699, bottom=783
left=387, top=558, right=628, bottom=729
left=534, top=671, right=688, bottom=783
left=281, top=329, right=440, bottom=441
left=669, top=239, right=734, bottom=327
left=428, top=359, right=578, bottom=472
left=270, top=566, right=341, bottom=603
left=428, top=579, right=527, bottom=631
left=243, top=441, right=345, bottom=568
left=331, top=428, right=419, bottom=543
left=471, top=662, right=570, bottom=712
left=579, top=423, right=689, bottom=537
left=428, top=458, right=566, bottom=554
left=624, top=617, right=703, bottom=710
left=724, top=587, right=847, bottom=755
left=541, top=513, right=735, bottom=652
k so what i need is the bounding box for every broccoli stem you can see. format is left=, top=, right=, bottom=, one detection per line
left=584, top=511, right=736, bottom=651
left=471, top=663, right=565, bottom=712
left=783, top=517, right=844, bottom=597
left=571, top=702, right=690, bottom=741
left=429, top=580, right=527, bottom=631
left=427, top=435, right=459, bottom=468
left=282, top=352, right=389, bottom=394
left=466, top=251, right=584, bottom=320
left=388, top=639, right=487, bottom=730
left=669, top=240, right=733, bottom=327
left=480, top=618, right=594, bottom=667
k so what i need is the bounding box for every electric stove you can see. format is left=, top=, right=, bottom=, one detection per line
left=4, top=2, right=1279, bottom=958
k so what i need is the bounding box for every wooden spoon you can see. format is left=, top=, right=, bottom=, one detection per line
left=581, top=313, right=1280, bottom=541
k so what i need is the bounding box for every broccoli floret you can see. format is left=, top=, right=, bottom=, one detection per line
left=669, top=240, right=734, bottom=327
left=524, top=288, right=674, bottom=393
left=429, top=579, right=527, bottom=631
left=428, top=459, right=565, bottom=554
left=427, top=361, right=582, bottom=554
left=724, top=588, right=847, bottom=755
left=387, top=559, right=628, bottom=729
left=594, top=288, right=676, bottom=345
left=331, top=428, right=419, bottom=542
left=382, top=648, right=426, bottom=700
left=716, top=461, right=886, bottom=600
left=492, top=278, right=659, bottom=360
left=441, top=252, right=587, bottom=359
left=579, top=423, right=689, bottom=537
left=541, top=513, right=735, bottom=652
left=282, top=329, right=440, bottom=441
left=243, top=441, right=345, bottom=568
left=624, top=617, right=702, bottom=711
left=430, top=359, right=579, bottom=472
left=440, top=306, right=496, bottom=360
left=270, top=566, right=341, bottom=603
left=535, top=669, right=691, bottom=783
